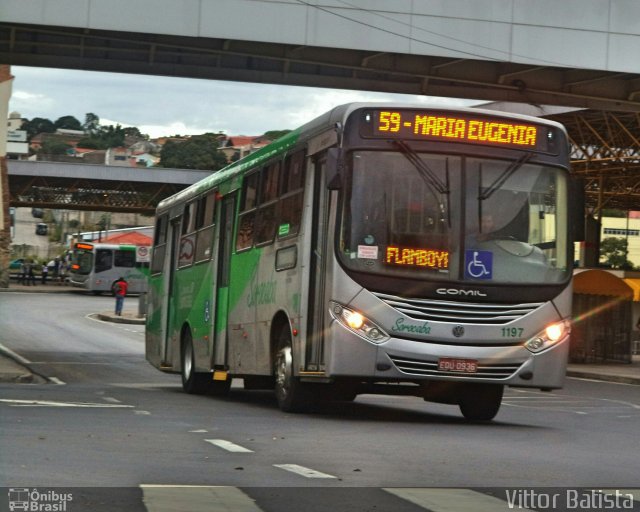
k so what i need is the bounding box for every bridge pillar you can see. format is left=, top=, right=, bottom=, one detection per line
left=0, top=65, right=13, bottom=288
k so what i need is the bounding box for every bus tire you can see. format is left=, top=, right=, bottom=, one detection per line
left=181, top=329, right=210, bottom=395
left=274, top=324, right=310, bottom=412
left=458, top=383, right=503, bottom=421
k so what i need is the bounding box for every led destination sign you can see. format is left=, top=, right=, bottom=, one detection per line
left=372, top=110, right=540, bottom=149
left=386, top=245, right=449, bottom=270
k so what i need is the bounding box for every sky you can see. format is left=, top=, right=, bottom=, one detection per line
left=8, top=65, right=480, bottom=139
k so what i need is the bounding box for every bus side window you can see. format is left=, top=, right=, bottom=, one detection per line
left=151, top=214, right=168, bottom=274
left=278, top=150, right=306, bottom=239
left=237, top=172, right=259, bottom=251
left=195, top=191, right=216, bottom=262
left=255, top=161, right=280, bottom=245
left=95, top=249, right=113, bottom=273
left=115, top=250, right=136, bottom=268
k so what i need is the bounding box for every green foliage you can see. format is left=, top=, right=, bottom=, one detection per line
left=159, top=134, right=228, bottom=171
left=83, top=113, right=100, bottom=135
left=39, top=140, right=72, bottom=155
left=78, top=124, right=126, bottom=149
left=601, top=209, right=627, bottom=218
left=262, top=130, right=291, bottom=141
left=23, top=117, right=55, bottom=139
left=600, top=237, right=633, bottom=269
left=54, top=116, right=82, bottom=131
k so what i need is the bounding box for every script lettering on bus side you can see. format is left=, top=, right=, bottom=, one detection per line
left=385, top=246, right=449, bottom=269
left=247, top=281, right=276, bottom=307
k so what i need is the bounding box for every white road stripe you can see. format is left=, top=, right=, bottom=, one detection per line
left=0, top=398, right=133, bottom=408
left=102, top=397, right=122, bottom=403
left=48, top=377, right=66, bottom=385
left=189, top=429, right=208, bottom=433
left=134, top=410, right=151, bottom=415
left=384, top=488, right=533, bottom=512
left=273, top=464, right=337, bottom=479
left=141, top=485, right=262, bottom=512
left=205, top=439, right=254, bottom=453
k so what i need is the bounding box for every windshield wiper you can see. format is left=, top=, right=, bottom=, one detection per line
left=478, top=152, right=533, bottom=201
left=392, top=140, right=451, bottom=226
left=393, top=140, right=449, bottom=194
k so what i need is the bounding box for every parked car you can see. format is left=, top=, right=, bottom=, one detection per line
left=35, top=223, right=48, bottom=236
left=31, top=208, right=44, bottom=218
left=9, top=258, right=24, bottom=270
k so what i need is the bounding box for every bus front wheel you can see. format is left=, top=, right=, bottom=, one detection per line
left=458, top=384, right=503, bottom=421
left=274, top=325, right=310, bottom=412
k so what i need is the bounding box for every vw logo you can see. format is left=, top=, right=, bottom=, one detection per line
left=452, top=325, right=465, bottom=338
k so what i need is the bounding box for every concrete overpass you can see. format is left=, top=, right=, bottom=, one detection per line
left=7, top=160, right=211, bottom=215
left=1, top=0, right=639, bottom=111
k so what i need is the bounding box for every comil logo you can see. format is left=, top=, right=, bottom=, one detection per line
left=8, top=488, right=73, bottom=511
left=436, top=288, right=487, bottom=297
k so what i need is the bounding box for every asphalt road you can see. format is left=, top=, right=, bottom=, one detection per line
left=1, top=292, right=639, bottom=511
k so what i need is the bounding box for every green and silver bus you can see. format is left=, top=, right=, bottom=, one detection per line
left=70, top=242, right=150, bottom=294
left=146, top=103, right=576, bottom=421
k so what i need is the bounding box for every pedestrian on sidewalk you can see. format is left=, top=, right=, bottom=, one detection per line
left=41, top=263, right=49, bottom=285
left=112, top=277, right=128, bottom=316
left=18, top=262, right=26, bottom=285
left=27, top=261, right=36, bottom=286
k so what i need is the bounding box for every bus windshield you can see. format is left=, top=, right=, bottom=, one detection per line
left=72, top=249, right=94, bottom=275
left=339, top=150, right=569, bottom=285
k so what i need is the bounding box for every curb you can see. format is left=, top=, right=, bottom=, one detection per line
left=566, top=370, right=640, bottom=386
left=94, top=313, right=145, bottom=325
left=0, top=345, right=48, bottom=384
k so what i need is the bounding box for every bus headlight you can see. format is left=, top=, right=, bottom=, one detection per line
left=525, top=320, right=571, bottom=353
left=330, top=302, right=388, bottom=344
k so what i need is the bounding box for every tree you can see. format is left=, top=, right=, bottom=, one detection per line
left=54, top=115, right=82, bottom=131
left=262, top=130, right=291, bottom=141
left=600, top=237, right=633, bottom=269
left=23, top=117, right=55, bottom=139
left=39, top=140, right=72, bottom=155
left=83, top=113, right=100, bottom=135
left=159, top=134, right=228, bottom=171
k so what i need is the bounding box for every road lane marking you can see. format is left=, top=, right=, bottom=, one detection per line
left=0, top=398, right=134, bottom=408
left=141, top=485, right=262, bottom=512
left=134, top=410, right=151, bottom=415
left=48, top=377, right=66, bottom=385
left=190, top=429, right=208, bottom=433
left=273, top=464, right=337, bottom=479
left=205, top=439, right=254, bottom=453
left=384, top=488, right=533, bottom=512
left=102, top=397, right=122, bottom=403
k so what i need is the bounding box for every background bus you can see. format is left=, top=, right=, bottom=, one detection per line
left=69, top=241, right=150, bottom=294
left=146, top=103, right=578, bottom=421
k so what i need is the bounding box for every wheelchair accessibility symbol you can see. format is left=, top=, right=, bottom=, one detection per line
left=465, top=250, right=493, bottom=280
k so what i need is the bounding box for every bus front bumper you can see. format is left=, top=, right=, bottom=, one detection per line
left=326, top=322, right=570, bottom=389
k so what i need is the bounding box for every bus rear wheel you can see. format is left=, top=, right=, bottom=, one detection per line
left=181, top=329, right=214, bottom=395
left=274, top=325, right=310, bottom=412
left=458, top=384, right=503, bottom=421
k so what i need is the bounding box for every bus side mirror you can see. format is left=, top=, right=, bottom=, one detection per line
left=326, top=148, right=343, bottom=190
left=570, top=176, right=586, bottom=242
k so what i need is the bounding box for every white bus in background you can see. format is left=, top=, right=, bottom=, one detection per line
left=69, top=241, right=150, bottom=294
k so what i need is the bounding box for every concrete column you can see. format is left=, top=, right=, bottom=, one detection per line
left=0, top=65, right=14, bottom=288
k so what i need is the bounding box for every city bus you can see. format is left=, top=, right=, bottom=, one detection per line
left=145, top=103, right=578, bottom=421
left=69, top=242, right=150, bottom=294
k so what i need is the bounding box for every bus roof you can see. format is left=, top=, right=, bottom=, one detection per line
left=155, top=102, right=567, bottom=213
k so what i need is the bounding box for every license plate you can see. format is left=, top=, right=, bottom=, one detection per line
left=438, top=358, right=478, bottom=373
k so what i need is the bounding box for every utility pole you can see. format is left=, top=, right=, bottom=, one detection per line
left=0, top=65, right=14, bottom=288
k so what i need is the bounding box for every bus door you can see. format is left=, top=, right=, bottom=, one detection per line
left=306, top=157, right=329, bottom=372
left=162, top=217, right=181, bottom=366
left=211, top=194, right=236, bottom=371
